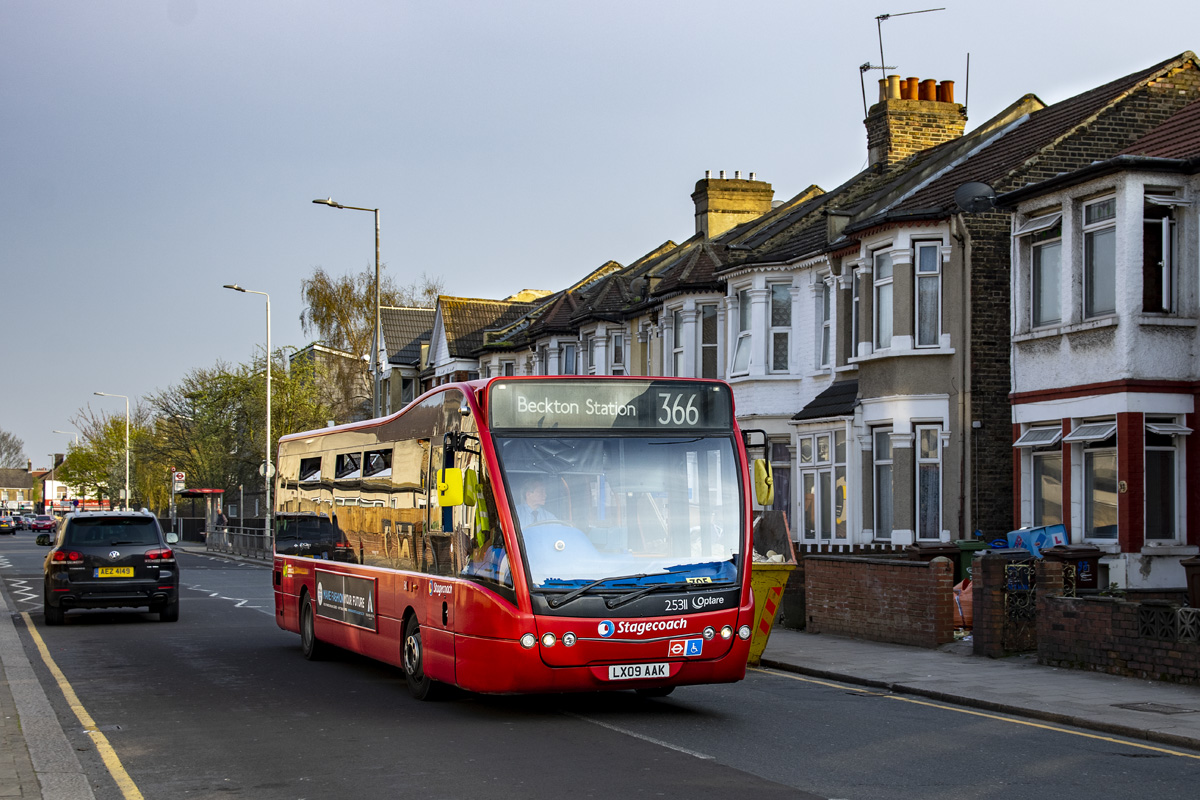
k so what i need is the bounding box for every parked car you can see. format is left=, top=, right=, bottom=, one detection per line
left=30, top=515, right=56, bottom=532
left=0, top=517, right=15, bottom=534
left=42, top=510, right=180, bottom=624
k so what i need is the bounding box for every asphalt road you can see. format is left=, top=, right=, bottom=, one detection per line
left=2, top=536, right=1198, bottom=800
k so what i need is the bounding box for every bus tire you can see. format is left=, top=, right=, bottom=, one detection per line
left=635, top=686, right=675, bottom=698
left=402, top=615, right=438, bottom=700
left=300, top=592, right=329, bottom=661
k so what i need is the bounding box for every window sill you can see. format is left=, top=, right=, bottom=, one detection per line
left=1085, top=542, right=1122, bottom=554
left=727, top=373, right=807, bottom=384
left=848, top=346, right=955, bottom=364
left=1013, top=326, right=1063, bottom=343
left=1134, top=314, right=1197, bottom=328
left=1139, top=543, right=1198, bottom=556
left=1064, top=316, right=1118, bottom=335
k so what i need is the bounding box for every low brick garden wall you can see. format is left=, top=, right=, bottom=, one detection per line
left=1039, top=594, right=1200, bottom=686
left=805, top=555, right=955, bottom=647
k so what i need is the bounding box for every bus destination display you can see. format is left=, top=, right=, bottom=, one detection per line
left=488, top=379, right=732, bottom=430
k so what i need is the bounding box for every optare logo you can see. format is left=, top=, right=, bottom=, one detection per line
left=316, top=582, right=324, bottom=606
left=597, top=620, right=615, bottom=638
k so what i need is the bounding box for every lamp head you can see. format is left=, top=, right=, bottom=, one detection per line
left=312, top=197, right=342, bottom=208
left=223, top=284, right=245, bottom=292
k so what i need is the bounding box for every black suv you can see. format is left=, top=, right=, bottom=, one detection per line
left=43, top=511, right=181, bottom=624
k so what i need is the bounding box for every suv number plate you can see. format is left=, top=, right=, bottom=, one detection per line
left=95, top=567, right=134, bottom=578
left=607, top=663, right=668, bottom=681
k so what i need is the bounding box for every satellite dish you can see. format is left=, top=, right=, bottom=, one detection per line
left=954, top=182, right=996, bottom=213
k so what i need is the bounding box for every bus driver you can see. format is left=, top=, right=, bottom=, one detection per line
left=514, top=474, right=557, bottom=526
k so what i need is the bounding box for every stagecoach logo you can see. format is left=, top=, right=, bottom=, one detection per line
left=597, top=620, right=615, bottom=638
left=429, top=582, right=453, bottom=598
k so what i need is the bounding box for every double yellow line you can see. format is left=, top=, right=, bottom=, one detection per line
left=752, top=667, right=1200, bottom=761
left=21, top=612, right=145, bottom=800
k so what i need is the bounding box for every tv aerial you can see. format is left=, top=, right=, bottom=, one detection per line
left=860, top=8, right=945, bottom=115
left=953, top=181, right=996, bottom=214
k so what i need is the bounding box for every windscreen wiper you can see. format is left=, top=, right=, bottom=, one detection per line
left=605, top=582, right=688, bottom=609
left=545, top=572, right=657, bottom=609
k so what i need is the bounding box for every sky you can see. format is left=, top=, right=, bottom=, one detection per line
left=2, top=0, right=1196, bottom=471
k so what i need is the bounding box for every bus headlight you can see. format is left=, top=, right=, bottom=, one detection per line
left=541, top=632, right=556, bottom=648
left=703, top=626, right=715, bottom=640
left=738, top=625, right=751, bottom=640
left=562, top=632, right=577, bottom=647
left=721, top=626, right=733, bottom=640
left=521, top=633, right=536, bottom=649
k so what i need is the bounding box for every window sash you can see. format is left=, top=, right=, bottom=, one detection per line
left=770, top=285, right=791, bottom=373
left=1032, top=240, right=1062, bottom=327
left=1145, top=447, right=1177, bottom=540
left=1014, top=427, right=1063, bottom=448
left=1063, top=422, right=1117, bottom=443
left=1084, top=449, right=1118, bottom=539
left=873, top=428, right=893, bottom=539
left=1015, top=212, right=1063, bottom=236
left=820, top=283, right=831, bottom=367
left=1083, top=200, right=1116, bottom=318
left=1032, top=451, right=1063, bottom=527
left=1145, top=422, right=1192, bottom=436
left=916, top=426, right=941, bottom=539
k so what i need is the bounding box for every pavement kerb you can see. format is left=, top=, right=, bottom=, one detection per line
left=759, top=656, right=1200, bottom=754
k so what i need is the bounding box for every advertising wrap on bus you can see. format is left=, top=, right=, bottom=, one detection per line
left=272, top=377, right=755, bottom=700
left=315, top=570, right=377, bottom=631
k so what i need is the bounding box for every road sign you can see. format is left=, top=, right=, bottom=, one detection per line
left=173, top=471, right=186, bottom=482
left=259, top=462, right=277, bottom=478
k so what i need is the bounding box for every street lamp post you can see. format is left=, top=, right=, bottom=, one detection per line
left=312, top=197, right=383, bottom=418
left=223, top=284, right=272, bottom=535
left=53, top=429, right=80, bottom=446
left=93, top=392, right=129, bottom=510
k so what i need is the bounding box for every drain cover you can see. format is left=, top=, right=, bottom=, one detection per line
left=1113, top=702, right=1199, bottom=715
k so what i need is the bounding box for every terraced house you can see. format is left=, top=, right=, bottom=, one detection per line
left=406, top=52, right=1200, bottom=586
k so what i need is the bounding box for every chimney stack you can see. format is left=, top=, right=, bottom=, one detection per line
left=692, top=172, right=774, bottom=239
left=866, top=74, right=967, bottom=168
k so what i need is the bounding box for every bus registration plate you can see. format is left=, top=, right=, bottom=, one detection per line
left=607, top=663, right=668, bottom=681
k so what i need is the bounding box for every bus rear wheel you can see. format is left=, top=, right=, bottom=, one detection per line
left=300, top=593, right=329, bottom=661
left=402, top=615, right=438, bottom=700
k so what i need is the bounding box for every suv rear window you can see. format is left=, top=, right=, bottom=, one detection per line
left=65, top=517, right=160, bottom=546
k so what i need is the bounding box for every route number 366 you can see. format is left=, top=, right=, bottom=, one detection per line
left=657, top=393, right=700, bottom=426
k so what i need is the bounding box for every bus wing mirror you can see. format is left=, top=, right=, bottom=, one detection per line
left=753, top=459, right=774, bottom=507
left=437, top=468, right=465, bottom=506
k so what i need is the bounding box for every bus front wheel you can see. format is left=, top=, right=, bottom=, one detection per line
left=300, top=593, right=329, bottom=661
left=402, top=615, right=437, bottom=700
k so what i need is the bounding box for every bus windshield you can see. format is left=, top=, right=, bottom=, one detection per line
left=493, top=434, right=742, bottom=591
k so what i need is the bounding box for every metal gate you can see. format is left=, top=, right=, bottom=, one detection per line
left=1002, top=559, right=1076, bottom=652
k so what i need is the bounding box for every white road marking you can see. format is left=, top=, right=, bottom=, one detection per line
left=563, top=711, right=714, bottom=760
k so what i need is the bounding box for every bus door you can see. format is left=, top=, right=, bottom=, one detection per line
left=417, top=390, right=467, bottom=683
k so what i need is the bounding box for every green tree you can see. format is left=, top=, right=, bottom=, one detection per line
left=144, top=349, right=331, bottom=510
left=62, top=404, right=154, bottom=509
left=300, top=267, right=442, bottom=422
left=0, top=427, right=26, bottom=469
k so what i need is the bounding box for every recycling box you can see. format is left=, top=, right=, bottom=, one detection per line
left=1006, top=524, right=1067, bottom=558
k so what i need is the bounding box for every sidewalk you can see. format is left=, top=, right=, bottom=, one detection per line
left=761, top=627, right=1200, bottom=752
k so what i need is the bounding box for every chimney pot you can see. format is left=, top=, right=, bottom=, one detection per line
left=705, top=169, right=711, bottom=179
left=719, top=170, right=726, bottom=179
left=940, top=80, right=954, bottom=104
left=887, top=74, right=901, bottom=99
left=920, top=79, right=937, bottom=101
left=878, top=78, right=887, bottom=103
left=749, top=172, right=756, bottom=180
left=905, top=77, right=919, bottom=100
left=734, top=170, right=741, bottom=179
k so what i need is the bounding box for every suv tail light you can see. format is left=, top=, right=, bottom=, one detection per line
left=145, top=548, right=175, bottom=563
left=52, top=550, right=83, bottom=564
